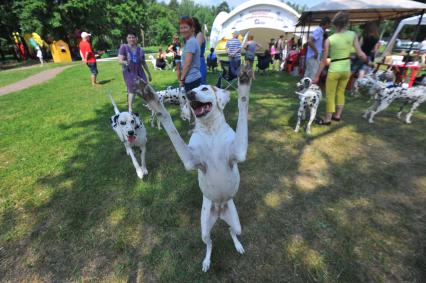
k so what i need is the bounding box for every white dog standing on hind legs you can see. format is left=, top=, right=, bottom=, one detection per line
left=109, top=93, right=148, bottom=179
left=134, top=64, right=253, bottom=272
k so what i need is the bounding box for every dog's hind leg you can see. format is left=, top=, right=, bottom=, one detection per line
left=201, top=197, right=219, bottom=272
left=220, top=199, right=244, bottom=254
left=405, top=101, right=420, bottom=124
left=397, top=101, right=409, bottom=120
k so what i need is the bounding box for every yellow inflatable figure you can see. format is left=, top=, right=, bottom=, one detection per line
left=31, top=32, right=46, bottom=48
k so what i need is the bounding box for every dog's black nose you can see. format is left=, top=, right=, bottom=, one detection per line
left=186, top=90, right=196, bottom=101
left=128, top=131, right=135, bottom=136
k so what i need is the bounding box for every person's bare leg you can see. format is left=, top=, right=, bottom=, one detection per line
left=324, top=112, right=333, bottom=123
left=91, top=75, right=97, bottom=86
left=128, top=92, right=135, bottom=112
left=334, top=105, right=344, bottom=119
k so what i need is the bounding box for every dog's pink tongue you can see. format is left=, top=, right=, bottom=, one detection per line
left=128, top=136, right=136, bottom=143
left=194, top=106, right=204, bottom=116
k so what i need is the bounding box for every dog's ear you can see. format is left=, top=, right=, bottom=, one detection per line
left=303, top=78, right=312, bottom=88
left=131, top=113, right=142, bottom=127
left=113, top=114, right=119, bottom=125
left=212, top=86, right=230, bottom=110
left=133, top=112, right=140, bottom=117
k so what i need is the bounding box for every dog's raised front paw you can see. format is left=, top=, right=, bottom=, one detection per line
left=234, top=241, right=245, bottom=254
left=202, top=258, right=210, bottom=272
left=142, top=168, right=148, bottom=175
left=134, top=77, right=156, bottom=102
left=238, top=64, right=253, bottom=85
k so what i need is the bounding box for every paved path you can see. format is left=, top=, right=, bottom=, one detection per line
left=0, top=65, right=72, bottom=96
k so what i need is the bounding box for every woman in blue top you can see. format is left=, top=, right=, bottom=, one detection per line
left=178, top=16, right=201, bottom=92
left=193, top=18, right=207, bottom=85
left=243, top=35, right=261, bottom=79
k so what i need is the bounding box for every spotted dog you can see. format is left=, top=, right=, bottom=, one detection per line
left=148, top=54, right=162, bottom=71
left=363, top=85, right=426, bottom=124
left=149, top=86, right=191, bottom=129
left=294, top=77, right=322, bottom=134
left=109, top=93, right=148, bottom=179
left=134, top=64, right=253, bottom=272
left=352, top=69, right=394, bottom=97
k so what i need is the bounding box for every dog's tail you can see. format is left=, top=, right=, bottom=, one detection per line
left=108, top=91, right=120, bottom=115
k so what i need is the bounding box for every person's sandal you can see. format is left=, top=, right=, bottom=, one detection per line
left=331, top=116, right=341, bottom=122
left=315, top=118, right=331, bottom=125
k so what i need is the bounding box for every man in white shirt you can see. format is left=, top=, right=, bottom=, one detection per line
left=304, top=17, right=331, bottom=79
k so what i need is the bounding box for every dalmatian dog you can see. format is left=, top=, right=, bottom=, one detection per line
left=294, top=77, right=322, bottom=134
left=109, top=93, right=148, bottom=179
left=148, top=54, right=162, bottom=71
left=149, top=86, right=191, bottom=129
left=134, top=64, right=253, bottom=272
left=363, top=85, right=426, bottom=124
left=352, top=69, right=394, bottom=98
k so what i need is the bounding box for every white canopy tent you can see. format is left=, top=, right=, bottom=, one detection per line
left=382, top=14, right=426, bottom=57
left=209, top=0, right=300, bottom=52
left=298, top=0, right=426, bottom=25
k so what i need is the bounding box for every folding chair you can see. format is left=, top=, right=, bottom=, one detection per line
left=207, top=55, right=218, bottom=72
left=216, top=60, right=238, bottom=90
left=256, top=54, right=271, bottom=75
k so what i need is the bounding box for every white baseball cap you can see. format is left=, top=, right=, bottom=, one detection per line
left=81, top=32, right=91, bottom=38
left=232, top=30, right=240, bottom=35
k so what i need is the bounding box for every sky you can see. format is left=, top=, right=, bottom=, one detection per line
left=159, top=0, right=323, bottom=9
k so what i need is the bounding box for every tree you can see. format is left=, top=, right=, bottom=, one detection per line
left=216, top=1, right=230, bottom=13
left=168, top=0, right=179, bottom=10
left=0, top=0, right=235, bottom=53
left=284, top=1, right=307, bottom=13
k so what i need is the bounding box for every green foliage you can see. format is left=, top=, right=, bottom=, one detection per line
left=1, top=0, right=224, bottom=51
left=91, top=35, right=113, bottom=51
left=284, top=1, right=308, bottom=13
left=216, top=1, right=230, bottom=13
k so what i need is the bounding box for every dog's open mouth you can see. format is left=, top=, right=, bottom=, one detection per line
left=128, top=135, right=136, bottom=143
left=190, top=101, right=212, bottom=117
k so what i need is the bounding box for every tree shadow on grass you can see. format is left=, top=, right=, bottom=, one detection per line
left=1, top=76, right=425, bottom=282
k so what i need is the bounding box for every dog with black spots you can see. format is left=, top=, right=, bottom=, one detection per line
left=294, top=77, right=322, bottom=134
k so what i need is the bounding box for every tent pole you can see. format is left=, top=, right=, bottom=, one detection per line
left=404, top=10, right=424, bottom=66
left=381, top=16, right=404, bottom=60
left=304, top=13, right=312, bottom=72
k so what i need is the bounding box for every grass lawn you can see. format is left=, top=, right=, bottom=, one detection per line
left=0, top=62, right=425, bottom=282
left=0, top=62, right=71, bottom=88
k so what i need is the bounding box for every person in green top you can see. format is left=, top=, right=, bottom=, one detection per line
left=313, top=11, right=367, bottom=125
